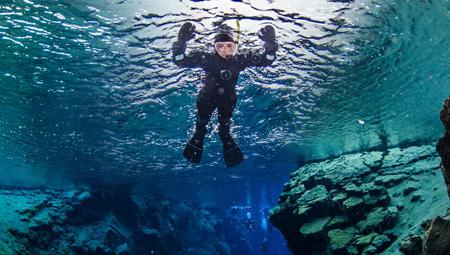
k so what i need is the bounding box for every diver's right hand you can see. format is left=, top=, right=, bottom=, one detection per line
left=178, top=22, right=196, bottom=42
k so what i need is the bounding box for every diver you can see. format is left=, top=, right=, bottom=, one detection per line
left=172, top=22, right=278, bottom=167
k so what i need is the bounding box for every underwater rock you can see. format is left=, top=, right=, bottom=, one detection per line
left=68, top=184, right=138, bottom=226
left=214, top=241, right=231, bottom=255
left=344, top=183, right=364, bottom=196
left=0, top=186, right=256, bottom=255
left=271, top=143, right=446, bottom=254
left=332, top=192, right=348, bottom=204
left=290, top=152, right=381, bottom=188
left=399, top=235, right=422, bottom=255
left=375, top=194, right=391, bottom=207
left=356, top=207, right=387, bottom=234
left=298, top=216, right=332, bottom=250
left=357, top=206, right=398, bottom=234
left=371, top=234, right=391, bottom=250
left=362, top=151, right=385, bottom=172
left=399, top=209, right=450, bottom=255
left=422, top=216, right=450, bottom=255
left=410, top=193, right=423, bottom=203
left=382, top=146, right=435, bottom=170
left=326, top=215, right=349, bottom=229
left=346, top=245, right=359, bottom=255
left=354, top=232, right=378, bottom=248
left=76, top=191, right=91, bottom=203
left=362, top=244, right=378, bottom=254
left=437, top=96, right=450, bottom=197
left=342, top=196, right=365, bottom=218
left=327, top=227, right=357, bottom=252
left=115, top=243, right=130, bottom=255
left=374, top=174, right=407, bottom=188
left=15, top=196, right=50, bottom=216
left=289, top=185, right=307, bottom=201
left=362, top=194, right=385, bottom=208
left=402, top=186, right=418, bottom=196
left=360, top=182, right=384, bottom=196
left=278, top=192, right=290, bottom=203
left=103, top=224, right=128, bottom=250
left=134, top=226, right=165, bottom=254
left=294, top=185, right=332, bottom=221
left=299, top=216, right=332, bottom=236
left=440, top=96, right=450, bottom=131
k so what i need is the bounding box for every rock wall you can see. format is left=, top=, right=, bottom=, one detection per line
left=0, top=185, right=257, bottom=255
left=437, top=96, right=450, bottom=197
left=399, top=96, right=450, bottom=255
left=269, top=144, right=448, bottom=255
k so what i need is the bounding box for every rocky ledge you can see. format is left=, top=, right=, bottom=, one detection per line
left=0, top=185, right=256, bottom=255
left=269, top=143, right=448, bottom=255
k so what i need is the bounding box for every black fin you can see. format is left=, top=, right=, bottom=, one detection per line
left=223, top=138, right=244, bottom=167
left=183, top=134, right=204, bottom=164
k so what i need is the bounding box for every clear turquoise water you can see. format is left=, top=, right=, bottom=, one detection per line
left=1, top=0, right=448, bottom=183
left=1, top=0, right=449, bottom=254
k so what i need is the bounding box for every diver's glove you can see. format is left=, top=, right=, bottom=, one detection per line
left=258, top=25, right=278, bottom=52
left=258, top=25, right=275, bottom=43
left=178, top=22, right=196, bottom=42
left=173, top=22, right=196, bottom=59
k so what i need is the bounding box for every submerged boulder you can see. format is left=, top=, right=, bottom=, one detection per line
left=327, top=227, right=357, bottom=252
left=356, top=206, right=398, bottom=234
left=342, top=197, right=365, bottom=219
left=354, top=232, right=378, bottom=248
left=299, top=216, right=332, bottom=237
left=374, top=174, right=407, bottom=188
left=422, top=216, right=450, bottom=255
left=297, top=185, right=332, bottom=216
left=326, top=215, right=349, bottom=229
left=399, top=212, right=450, bottom=255
left=371, top=234, right=391, bottom=250
left=115, top=243, right=130, bottom=255
left=399, top=235, right=422, bottom=255
left=67, top=184, right=138, bottom=226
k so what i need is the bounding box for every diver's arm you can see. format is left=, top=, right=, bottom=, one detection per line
left=261, top=39, right=278, bottom=65
left=241, top=25, right=278, bottom=68
left=172, top=22, right=206, bottom=68
left=172, top=40, right=206, bottom=68
left=242, top=41, right=278, bottom=67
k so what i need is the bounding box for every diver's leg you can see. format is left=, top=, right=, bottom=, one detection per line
left=217, top=95, right=236, bottom=139
left=183, top=90, right=215, bottom=163
left=194, top=89, right=215, bottom=136
left=217, top=96, right=243, bottom=167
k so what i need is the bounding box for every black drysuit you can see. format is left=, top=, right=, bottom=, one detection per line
left=172, top=40, right=278, bottom=141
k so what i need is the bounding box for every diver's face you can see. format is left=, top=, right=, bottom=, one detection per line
left=215, top=42, right=237, bottom=59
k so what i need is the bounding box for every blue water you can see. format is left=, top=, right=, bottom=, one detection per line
left=1, top=0, right=449, bottom=254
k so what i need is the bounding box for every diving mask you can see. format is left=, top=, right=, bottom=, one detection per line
left=214, top=41, right=238, bottom=59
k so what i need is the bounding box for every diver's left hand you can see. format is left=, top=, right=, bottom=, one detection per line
left=258, top=25, right=276, bottom=44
